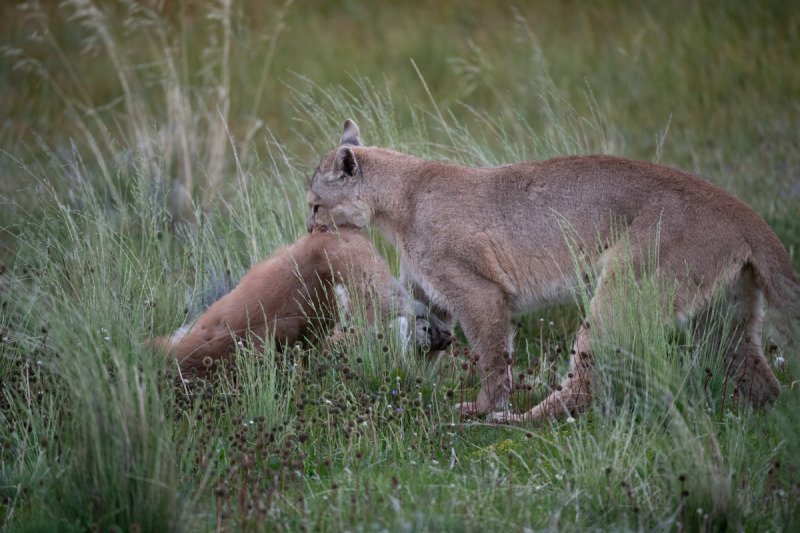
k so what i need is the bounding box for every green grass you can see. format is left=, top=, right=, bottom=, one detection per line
left=1, top=0, right=799, bottom=530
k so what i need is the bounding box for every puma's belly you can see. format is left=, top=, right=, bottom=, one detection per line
left=508, top=276, right=578, bottom=315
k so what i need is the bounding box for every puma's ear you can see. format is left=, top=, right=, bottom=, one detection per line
left=340, top=118, right=361, bottom=146
left=335, top=145, right=358, bottom=177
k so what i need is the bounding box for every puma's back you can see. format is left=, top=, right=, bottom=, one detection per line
left=405, top=155, right=795, bottom=314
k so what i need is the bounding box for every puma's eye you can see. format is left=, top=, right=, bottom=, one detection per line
left=313, top=204, right=319, bottom=214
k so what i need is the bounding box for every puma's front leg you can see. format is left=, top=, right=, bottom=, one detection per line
left=446, top=279, right=513, bottom=416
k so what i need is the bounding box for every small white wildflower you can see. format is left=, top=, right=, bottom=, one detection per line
left=566, top=416, right=576, bottom=424
left=774, top=355, right=786, bottom=368
left=389, top=496, right=402, bottom=511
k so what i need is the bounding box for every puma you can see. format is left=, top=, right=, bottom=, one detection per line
left=306, top=119, right=799, bottom=422
left=153, top=226, right=454, bottom=373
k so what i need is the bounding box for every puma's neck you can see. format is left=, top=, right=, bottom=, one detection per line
left=356, top=147, right=423, bottom=245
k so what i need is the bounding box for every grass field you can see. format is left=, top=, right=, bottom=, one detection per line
left=1, top=1, right=799, bottom=530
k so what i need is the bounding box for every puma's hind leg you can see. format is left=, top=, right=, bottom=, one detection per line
left=491, top=263, right=782, bottom=424
left=491, top=235, right=683, bottom=424
left=723, top=266, right=780, bottom=408
left=489, top=302, right=597, bottom=423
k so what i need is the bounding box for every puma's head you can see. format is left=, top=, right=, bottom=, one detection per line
left=307, top=119, right=371, bottom=232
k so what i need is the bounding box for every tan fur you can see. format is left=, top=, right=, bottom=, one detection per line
left=307, top=119, right=800, bottom=422
left=153, top=226, right=453, bottom=373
